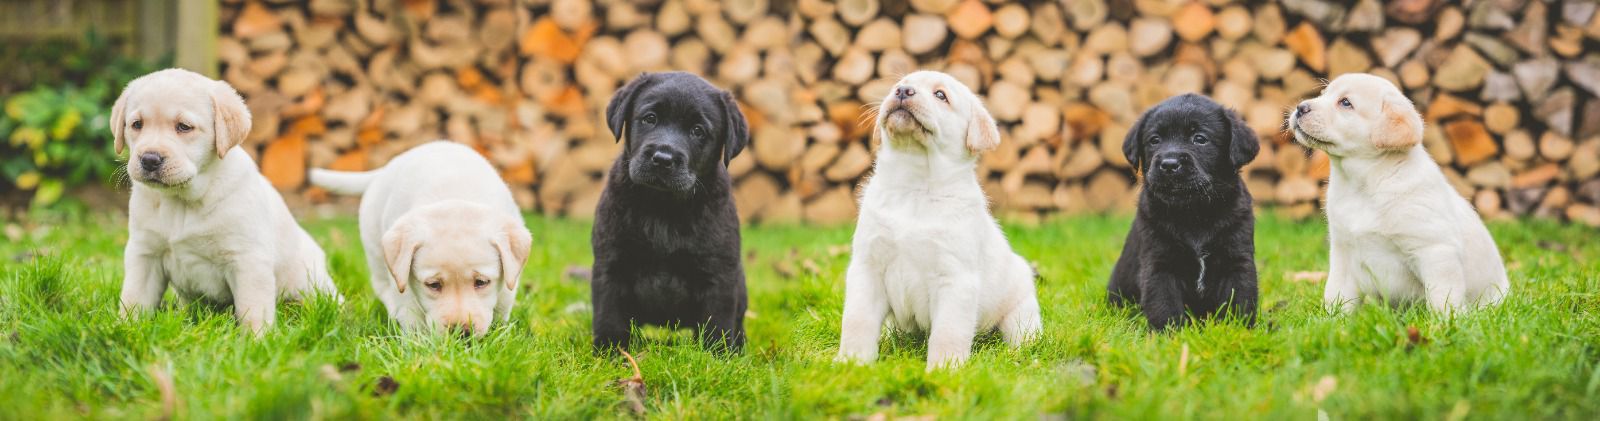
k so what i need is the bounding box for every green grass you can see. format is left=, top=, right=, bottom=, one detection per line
left=1, top=211, right=1597, bottom=419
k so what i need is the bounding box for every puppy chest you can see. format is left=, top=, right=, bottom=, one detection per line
left=161, top=249, right=234, bottom=303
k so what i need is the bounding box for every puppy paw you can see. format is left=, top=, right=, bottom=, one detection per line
left=834, top=349, right=877, bottom=365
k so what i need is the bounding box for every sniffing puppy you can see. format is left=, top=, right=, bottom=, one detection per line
left=115, top=68, right=340, bottom=335
left=310, top=142, right=531, bottom=336
left=1289, top=73, right=1509, bottom=313
left=836, top=71, right=1042, bottom=370
left=1108, top=93, right=1260, bottom=331
left=591, top=72, right=749, bottom=352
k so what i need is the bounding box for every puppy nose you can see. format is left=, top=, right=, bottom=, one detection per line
left=1158, top=158, right=1182, bottom=173
left=650, top=150, right=679, bottom=167
left=894, top=85, right=916, bottom=99
left=139, top=152, right=164, bottom=172
left=1296, top=102, right=1312, bottom=115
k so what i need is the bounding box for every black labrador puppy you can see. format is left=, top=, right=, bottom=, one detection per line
left=591, top=72, right=749, bottom=352
left=1108, top=93, right=1260, bottom=330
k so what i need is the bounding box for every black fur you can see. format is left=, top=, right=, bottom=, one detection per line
left=591, top=72, right=748, bottom=352
left=1108, top=93, right=1260, bottom=331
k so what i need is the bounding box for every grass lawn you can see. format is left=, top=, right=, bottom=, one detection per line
left=0, top=210, right=1597, bottom=419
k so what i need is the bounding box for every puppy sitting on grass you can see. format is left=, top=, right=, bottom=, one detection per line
left=590, top=72, right=750, bottom=353
left=115, top=69, right=341, bottom=335
left=1289, top=73, right=1508, bottom=313
left=312, top=142, right=531, bottom=337
left=836, top=71, right=1042, bottom=370
left=1108, top=93, right=1260, bottom=331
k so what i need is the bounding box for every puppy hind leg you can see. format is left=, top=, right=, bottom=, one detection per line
left=926, top=282, right=979, bottom=371
left=837, top=262, right=889, bottom=364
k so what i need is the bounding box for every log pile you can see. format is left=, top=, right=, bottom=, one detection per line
left=219, top=0, right=1600, bottom=226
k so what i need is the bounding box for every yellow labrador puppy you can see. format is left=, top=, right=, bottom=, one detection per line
left=837, top=71, right=1042, bottom=370
left=311, top=142, right=531, bottom=336
left=1288, top=73, right=1509, bottom=314
left=115, top=69, right=340, bottom=335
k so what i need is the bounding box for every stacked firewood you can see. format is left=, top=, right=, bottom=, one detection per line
left=218, top=0, right=1600, bottom=226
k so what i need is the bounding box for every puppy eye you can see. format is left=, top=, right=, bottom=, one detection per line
left=1192, top=134, right=1209, bottom=145
left=473, top=277, right=490, bottom=289
left=424, top=280, right=443, bottom=292
left=175, top=123, right=193, bottom=133
left=1147, top=135, right=1160, bottom=145
left=934, top=90, right=948, bottom=102
left=1338, top=98, right=1353, bottom=109
left=641, top=113, right=657, bottom=125
left=131, top=120, right=143, bottom=130
left=691, top=126, right=706, bottom=138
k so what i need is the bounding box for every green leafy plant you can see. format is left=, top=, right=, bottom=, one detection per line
left=0, top=30, right=162, bottom=206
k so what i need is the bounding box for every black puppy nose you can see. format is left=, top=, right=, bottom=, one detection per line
left=1159, top=158, right=1182, bottom=173
left=139, top=152, right=164, bottom=172
left=894, top=85, right=916, bottom=99
left=1296, top=102, right=1312, bottom=115
left=650, top=150, right=679, bottom=167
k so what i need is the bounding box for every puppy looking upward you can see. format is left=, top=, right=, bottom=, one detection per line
left=311, top=142, right=531, bottom=336
left=1289, top=73, right=1508, bottom=313
left=115, top=69, right=340, bottom=335
left=837, top=71, right=1041, bottom=370
left=1108, top=94, right=1260, bottom=331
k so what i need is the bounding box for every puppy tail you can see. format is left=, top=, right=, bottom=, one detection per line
left=309, top=168, right=376, bottom=195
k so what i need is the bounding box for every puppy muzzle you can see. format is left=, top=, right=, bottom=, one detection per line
left=627, top=142, right=696, bottom=194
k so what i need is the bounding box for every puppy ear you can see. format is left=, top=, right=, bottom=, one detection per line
left=1122, top=111, right=1149, bottom=171
left=605, top=72, right=656, bottom=143
left=492, top=217, right=533, bottom=292
left=964, top=101, right=1001, bottom=153
left=1225, top=107, right=1260, bottom=169
left=381, top=221, right=420, bottom=294
left=1372, top=93, right=1423, bottom=150
left=209, top=81, right=252, bottom=159
left=719, top=91, right=750, bottom=165
left=111, top=85, right=129, bottom=155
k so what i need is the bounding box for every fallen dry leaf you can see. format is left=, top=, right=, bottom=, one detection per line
left=1178, top=343, right=1190, bottom=377
left=1289, top=271, right=1328, bottom=283
left=564, top=265, right=592, bottom=282
left=618, top=350, right=647, bottom=417
left=371, top=375, right=399, bottom=397
left=319, top=364, right=343, bottom=383
left=1405, top=325, right=1429, bottom=350
left=146, top=362, right=176, bottom=420
left=1311, top=375, right=1338, bottom=403
left=801, top=258, right=821, bottom=275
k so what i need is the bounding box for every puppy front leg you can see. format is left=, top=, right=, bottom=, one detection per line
left=1139, top=269, right=1187, bottom=331
left=1215, top=256, right=1258, bottom=327
left=120, top=243, right=167, bottom=317
left=926, top=282, right=979, bottom=371
left=229, top=257, right=278, bottom=336
left=698, top=282, right=747, bottom=353
left=836, top=261, right=889, bottom=364
left=1415, top=245, right=1469, bottom=315
left=590, top=275, right=632, bottom=352
left=1323, top=244, right=1362, bottom=313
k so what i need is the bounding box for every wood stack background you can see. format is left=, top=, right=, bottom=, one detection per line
left=217, top=0, right=1600, bottom=226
